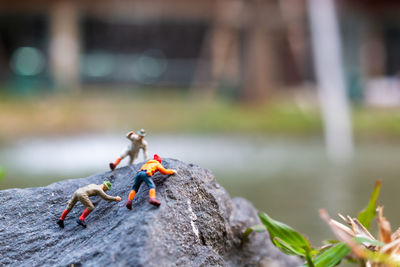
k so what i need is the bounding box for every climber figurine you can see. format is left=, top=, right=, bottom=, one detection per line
left=126, top=154, right=177, bottom=209
left=57, top=181, right=121, bottom=228
left=109, top=129, right=149, bottom=170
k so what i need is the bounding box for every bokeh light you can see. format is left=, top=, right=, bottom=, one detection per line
left=82, top=51, right=115, bottom=78
left=10, top=47, right=45, bottom=76
left=131, top=49, right=167, bottom=84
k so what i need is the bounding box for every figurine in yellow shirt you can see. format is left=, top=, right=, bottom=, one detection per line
left=125, top=154, right=177, bottom=209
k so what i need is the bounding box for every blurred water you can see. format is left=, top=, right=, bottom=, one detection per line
left=1, top=134, right=400, bottom=246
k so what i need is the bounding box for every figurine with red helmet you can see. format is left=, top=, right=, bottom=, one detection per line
left=125, top=154, right=177, bottom=209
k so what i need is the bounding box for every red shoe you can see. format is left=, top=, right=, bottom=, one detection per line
left=126, top=199, right=133, bottom=210
left=109, top=163, right=116, bottom=171
left=149, top=198, right=161, bottom=207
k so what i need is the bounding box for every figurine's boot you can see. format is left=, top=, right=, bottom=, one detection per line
left=57, top=220, right=64, bottom=228
left=149, top=189, right=161, bottom=207
left=109, top=157, right=122, bottom=171
left=57, top=209, right=69, bottom=228
left=77, top=209, right=91, bottom=228
left=125, top=190, right=136, bottom=210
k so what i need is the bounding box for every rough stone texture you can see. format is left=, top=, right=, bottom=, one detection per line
left=0, top=159, right=300, bottom=267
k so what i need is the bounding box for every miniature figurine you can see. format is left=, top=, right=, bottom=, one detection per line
left=57, top=181, right=121, bottom=228
left=109, top=129, right=149, bottom=170
left=125, top=154, right=177, bottom=209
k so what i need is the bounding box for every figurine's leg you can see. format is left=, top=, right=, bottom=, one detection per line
left=66, top=193, right=79, bottom=211
left=126, top=172, right=143, bottom=210
left=128, top=150, right=140, bottom=165
left=148, top=188, right=160, bottom=206
left=131, top=173, right=143, bottom=196
left=128, top=190, right=136, bottom=200
left=144, top=176, right=160, bottom=207
left=128, top=154, right=134, bottom=165
left=79, top=195, right=95, bottom=213
left=109, top=158, right=121, bottom=171
left=76, top=195, right=94, bottom=228
left=57, top=194, right=78, bottom=228
left=59, top=209, right=69, bottom=220
left=77, top=209, right=91, bottom=228
left=109, top=151, right=128, bottom=170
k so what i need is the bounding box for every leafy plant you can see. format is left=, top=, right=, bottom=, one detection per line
left=244, top=180, right=400, bottom=266
left=357, top=180, right=381, bottom=230
left=244, top=211, right=350, bottom=267
left=258, top=212, right=316, bottom=266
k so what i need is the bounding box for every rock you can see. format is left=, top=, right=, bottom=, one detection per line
left=0, top=159, right=300, bottom=267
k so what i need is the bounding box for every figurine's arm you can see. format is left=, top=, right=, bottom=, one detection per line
left=142, top=142, right=149, bottom=160
left=97, top=190, right=120, bottom=202
left=157, top=164, right=177, bottom=175
left=126, top=131, right=136, bottom=141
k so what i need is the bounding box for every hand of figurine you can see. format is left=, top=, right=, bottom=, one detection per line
left=171, top=170, right=177, bottom=174
left=128, top=131, right=135, bottom=136
left=116, top=196, right=122, bottom=201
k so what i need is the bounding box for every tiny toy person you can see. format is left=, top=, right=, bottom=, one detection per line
left=57, top=181, right=121, bottom=228
left=109, top=129, right=149, bottom=171
left=125, top=154, right=177, bottom=209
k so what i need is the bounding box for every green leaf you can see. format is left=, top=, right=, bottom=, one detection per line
left=274, top=237, right=309, bottom=257
left=316, top=244, right=337, bottom=255
left=353, top=236, right=385, bottom=247
left=305, top=249, right=316, bottom=267
left=358, top=180, right=381, bottom=230
left=258, top=212, right=312, bottom=257
left=242, top=224, right=266, bottom=242
left=312, top=243, right=350, bottom=267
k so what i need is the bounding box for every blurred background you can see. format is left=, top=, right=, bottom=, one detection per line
left=1, top=0, right=400, bottom=246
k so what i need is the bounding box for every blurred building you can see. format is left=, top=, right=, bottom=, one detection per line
left=1, top=0, right=400, bottom=103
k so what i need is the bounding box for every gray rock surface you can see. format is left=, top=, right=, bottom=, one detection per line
left=0, top=159, right=300, bottom=267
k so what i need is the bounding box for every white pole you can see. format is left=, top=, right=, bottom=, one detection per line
left=308, top=0, right=354, bottom=163
left=49, top=1, right=80, bottom=92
